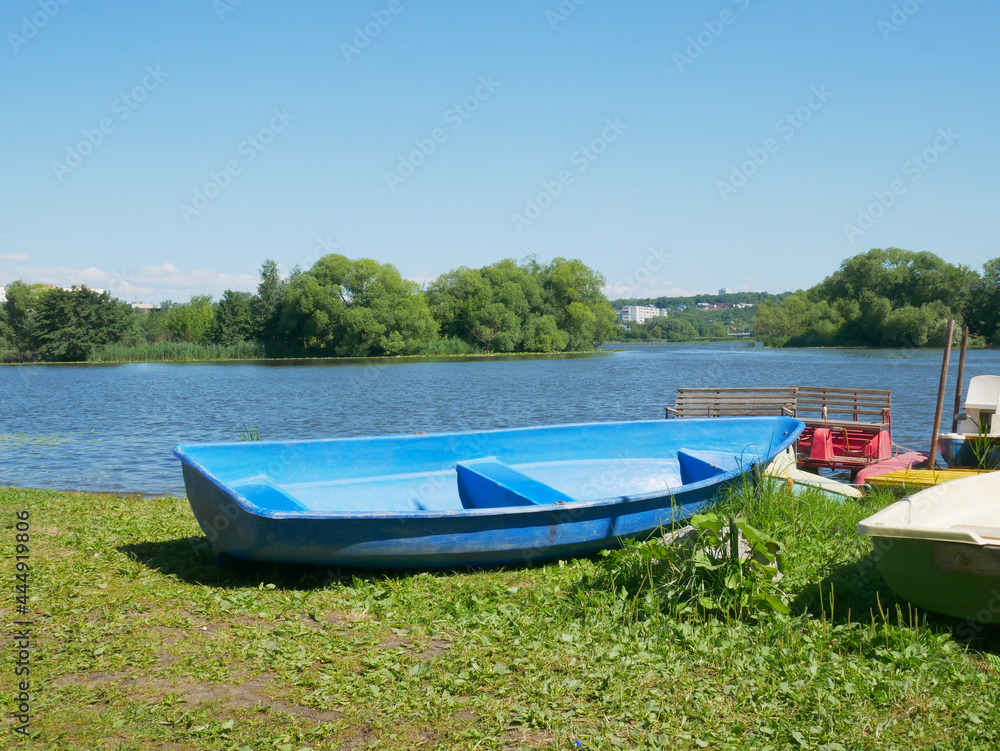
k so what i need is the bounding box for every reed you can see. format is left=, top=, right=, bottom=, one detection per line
left=87, top=341, right=266, bottom=362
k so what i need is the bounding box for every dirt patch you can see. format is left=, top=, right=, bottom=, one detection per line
left=503, top=728, right=557, bottom=749
left=54, top=671, right=129, bottom=686
left=51, top=671, right=340, bottom=723
left=317, top=608, right=372, bottom=625
left=338, top=725, right=376, bottom=750
left=415, top=639, right=451, bottom=662
left=377, top=636, right=410, bottom=650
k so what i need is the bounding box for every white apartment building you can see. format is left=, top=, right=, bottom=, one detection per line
left=619, top=305, right=667, bottom=324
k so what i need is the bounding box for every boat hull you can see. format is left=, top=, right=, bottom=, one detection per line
left=938, top=435, right=1000, bottom=470
left=858, top=471, right=1000, bottom=622
left=175, top=418, right=803, bottom=570
left=873, top=537, right=1000, bottom=624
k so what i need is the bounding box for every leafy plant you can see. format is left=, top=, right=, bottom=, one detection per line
left=598, top=513, right=789, bottom=621
left=237, top=423, right=262, bottom=441
left=968, top=416, right=998, bottom=470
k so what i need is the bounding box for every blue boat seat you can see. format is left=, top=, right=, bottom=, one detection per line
left=233, top=482, right=308, bottom=512
left=676, top=449, right=743, bottom=484
left=456, top=458, right=578, bottom=509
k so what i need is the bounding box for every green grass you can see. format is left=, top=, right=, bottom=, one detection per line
left=87, top=341, right=266, bottom=362
left=3, top=483, right=1000, bottom=750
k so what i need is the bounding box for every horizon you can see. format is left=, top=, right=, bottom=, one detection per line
left=2, top=2, right=998, bottom=302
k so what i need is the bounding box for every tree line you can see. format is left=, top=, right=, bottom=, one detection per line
left=611, top=292, right=785, bottom=342
left=0, top=255, right=619, bottom=362
left=753, top=248, right=1000, bottom=347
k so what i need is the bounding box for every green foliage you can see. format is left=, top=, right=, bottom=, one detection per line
left=279, top=254, right=438, bottom=356
left=237, top=423, right=262, bottom=441
left=542, top=257, right=618, bottom=350
left=252, top=258, right=285, bottom=347
left=30, top=287, right=132, bottom=361
left=426, top=257, right=615, bottom=353
left=599, top=513, right=788, bottom=621
left=969, top=257, right=1000, bottom=345
left=755, top=248, right=991, bottom=348
left=87, top=340, right=264, bottom=362
left=10, top=480, right=1000, bottom=750
left=0, top=299, right=13, bottom=357
left=164, top=295, right=215, bottom=343
left=3, top=279, right=53, bottom=353
left=211, top=289, right=255, bottom=345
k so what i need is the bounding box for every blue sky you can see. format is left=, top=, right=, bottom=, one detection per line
left=1, top=0, right=997, bottom=303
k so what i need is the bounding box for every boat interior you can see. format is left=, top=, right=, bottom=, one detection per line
left=225, top=448, right=747, bottom=515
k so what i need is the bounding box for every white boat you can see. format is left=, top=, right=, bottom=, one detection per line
left=938, top=375, right=1000, bottom=469
left=764, top=447, right=862, bottom=500
left=857, top=470, right=1000, bottom=622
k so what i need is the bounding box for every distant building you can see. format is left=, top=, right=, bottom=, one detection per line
left=0, top=287, right=6, bottom=304
left=619, top=305, right=667, bottom=324
left=130, top=302, right=157, bottom=311
left=719, top=287, right=734, bottom=296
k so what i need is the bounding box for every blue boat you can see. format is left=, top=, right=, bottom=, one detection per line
left=173, top=417, right=803, bottom=570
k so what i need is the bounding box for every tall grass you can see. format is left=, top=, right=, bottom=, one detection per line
left=5, top=482, right=1000, bottom=749
left=88, top=341, right=266, bottom=362
left=416, top=337, right=481, bottom=355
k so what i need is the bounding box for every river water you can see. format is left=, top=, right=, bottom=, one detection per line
left=1, top=343, right=998, bottom=496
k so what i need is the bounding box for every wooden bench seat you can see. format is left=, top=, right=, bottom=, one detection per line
left=666, top=386, right=894, bottom=473
left=665, top=388, right=796, bottom=419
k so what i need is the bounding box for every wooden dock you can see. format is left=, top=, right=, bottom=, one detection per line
left=865, top=467, right=996, bottom=491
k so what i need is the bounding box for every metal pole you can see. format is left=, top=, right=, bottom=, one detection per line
left=929, top=319, right=955, bottom=468
left=951, top=325, right=969, bottom=433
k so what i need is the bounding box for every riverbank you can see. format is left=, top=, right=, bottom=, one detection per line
left=1, top=345, right=613, bottom=366
left=5, top=484, right=999, bottom=749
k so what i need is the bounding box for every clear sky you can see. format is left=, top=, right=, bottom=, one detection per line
left=1, top=0, right=998, bottom=303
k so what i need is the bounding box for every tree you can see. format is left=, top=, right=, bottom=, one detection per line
left=165, top=295, right=215, bottom=343
left=3, top=280, right=52, bottom=352
left=31, top=288, right=132, bottom=361
left=280, top=254, right=438, bottom=356
left=427, top=260, right=558, bottom=352
left=0, top=300, right=13, bottom=357
left=757, top=248, right=972, bottom=348
left=540, top=258, right=618, bottom=350
left=969, top=258, right=1000, bottom=345
left=253, top=259, right=285, bottom=348
left=211, top=290, right=255, bottom=345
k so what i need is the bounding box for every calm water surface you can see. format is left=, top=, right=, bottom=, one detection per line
left=2, top=343, right=998, bottom=496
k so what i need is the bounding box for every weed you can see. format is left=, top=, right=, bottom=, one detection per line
left=237, top=423, right=262, bottom=442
